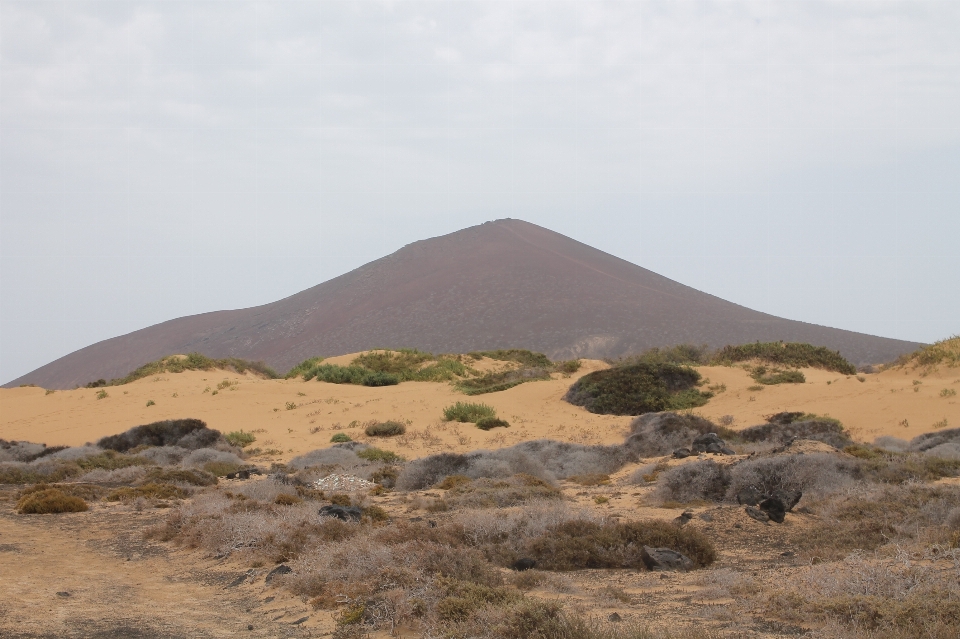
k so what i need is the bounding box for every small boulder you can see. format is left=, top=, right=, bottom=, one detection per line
left=673, top=511, right=693, bottom=526
left=770, top=489, right=802, bottom=512
left=736, top=486, right=763, bottom=506
left=318, top=504, right=362, bottom=522
left=265, top=564, right=292, bottom=584
left=672, top=448, right=693, bottom=459
left=692, top=433, right=733, bottom=455
left=758, top=496, right=787, bottom=523
left=512, top=558, right=537, bottom=571
left=745, top=506, right=770, bottom=523
left=608, top=612, right=622, bottom=622
left=640, top=546, right=694, bottom=572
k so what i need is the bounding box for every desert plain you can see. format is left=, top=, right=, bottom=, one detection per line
left=1, top=347, right=959, bottom=639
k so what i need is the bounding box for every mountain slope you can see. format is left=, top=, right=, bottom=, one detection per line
left=6, top=219, right=920, bottom=389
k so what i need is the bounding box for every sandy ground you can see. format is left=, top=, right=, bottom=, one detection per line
left=2, top=355, right=958, bottom=460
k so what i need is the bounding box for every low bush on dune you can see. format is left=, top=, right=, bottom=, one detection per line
left=712, top=341, right=856, bottom=374
left=0, top=439, right=68, bottom=463
left=750, top=366, right=805, bottom=385
left=624, top=411, right=739, bottom=457
left=290, top=349, right=471, bottom=386
left=886, top=335, right=960, bottom=371
left=738, top=412, right=852, bottom=448
left=476, top=416, right=510, bottom=430
left=443, top=402, right=497, bottom=423
left=224, top=430, right=256, bottom=448
left=330, top=433, right=352, bottom=443
left=17, top=487, right=88, bottom=514
left=614, top=344, right=713, bottom=367
left=364, top=421, right=406, bottom=437
left=564, top=362, right=712, bottom=416
left=106, top=482, right=186, bottom=502
left=456, top=367, right=552, bottom=395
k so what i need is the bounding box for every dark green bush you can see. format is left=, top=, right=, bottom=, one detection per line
left=356, top=447, right=404, bottom=463
left=713, top=342, right=856, bottom=374
left=475, top=417, right=510, bottom=431
left=97, top=418, right=221, bottom=452
left=563, top=362, right=711, bottom=415
left=285, top=356, right=324, bottom=379
left=617, top=344, right=713, bottom=366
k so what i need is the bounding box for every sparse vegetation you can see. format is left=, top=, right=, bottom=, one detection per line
left=468, top=349, right=552, bottom=368
left=886, top=335, right=960, bottom=371
left=330, top=433, right=352, bottom=443
left=750, top=365, right=805, bottom=385
left=106, top=482, right=185, bottom=502
left=107, top=353, right=278, bottom=386
left=355, top=447, right=403, bottom=463
left=565, top=362, right=711, bottom=415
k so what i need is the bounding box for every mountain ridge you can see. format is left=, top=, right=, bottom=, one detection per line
left=4, top=219, right=921, bottom=389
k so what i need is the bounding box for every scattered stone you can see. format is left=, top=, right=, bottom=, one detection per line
left=672, top=448, right=693, bottom=459
left=291, top=617, right=309, bottom=625
left=512, top=558, right=537, bottom=571
left=227, top=574, right=248, bottom=588
left=318, top=505, right=362, bottom=522
left=698, top=512, right=714, bottom=522
left=264, top=597, right=275, bottom=603
left=428, top=520, right=437, bottom=528
left=266, top=564, right=293, bottom=584
left=758, top=496, right=787, bottom=523
left=247, top=625, right=254, bottom=631
left=56, top=591, right=71, bottom=597
left=409, top=517, right=424, bottom=523
left=608, top=612, right=622, bottom=622
left=745, top=506, right=770, bottom=523
left=674, top=511, right=693, bottom=526
left=313, top=474, right=376, bottom=492
left=781, top=551, right=794, bottom=557
left=640, top=546, right=694, bottom=572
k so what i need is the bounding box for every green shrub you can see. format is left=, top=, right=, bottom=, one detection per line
left=475, top=417, right=510, bottom=431
left=527, top=519, right=716, bottom=570
left=563, top=362, right=711, bottom=415
left=225, top=430, right=256, bottom=448
left=751, top=366, right=806, bottom=385
left=95, top=389, right=108, bottom=400
left=0, top=462, right=82, bottom=485
left=557, top=359, right=582, bottom=374
left=17, top=488, right=88, bottom=514
left=330, top=433, right=352, bottom=443
left=364, top=421, right=406, bottom=437
left=617, top=344, right=712, bottom=366
left=352, top=349, right=434, bottom=374
left=285, top=356, right=324, bottom=379
left=362, top=371, right=401, bottom=387
left=146, top=400, right=155, bottom=407
left=356, top=447, right=404, bottom=463
left=713, top=341, right=856, bottom=374
left=443, top=402, right=497, bottom=423
left=456, top=368, right=551, bottom=395
left=76, top=450, right=151, bottom=472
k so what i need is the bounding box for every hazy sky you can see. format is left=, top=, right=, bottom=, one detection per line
left=1, top=1, right=958, bottom=384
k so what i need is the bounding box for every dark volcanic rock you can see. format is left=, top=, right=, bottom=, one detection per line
left=758, top=496, right=787, bottom=523
left=512, top=558, right=537, bottom=571
left=265, top=564, right=293, bottom=584
left=745, top=506, right=770, bottom=523
left=318, top=505, right=362, bottom=522
left=736, top=486, right=764, bottom=506
left=640, top=546, right=694, bottom=572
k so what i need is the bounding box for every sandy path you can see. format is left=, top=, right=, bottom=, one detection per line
left=0, top=495, right=326, bottom=638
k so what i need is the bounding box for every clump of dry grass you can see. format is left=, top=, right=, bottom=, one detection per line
left=441, top=474, right=561, bottom=509
left=106, top=482, right=186, bottom=502
left=17, top=487, right=88, bottom=514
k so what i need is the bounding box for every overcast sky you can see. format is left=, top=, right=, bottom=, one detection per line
left=1, top=0, right=958, bottom=384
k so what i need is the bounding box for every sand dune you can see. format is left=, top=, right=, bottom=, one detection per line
left=3, top=355, right=957, bottom=457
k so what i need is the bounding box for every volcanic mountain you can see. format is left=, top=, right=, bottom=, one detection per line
left=7, top=219, right=920, bottom=389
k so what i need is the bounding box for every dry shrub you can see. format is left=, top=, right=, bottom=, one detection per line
left=106, top=482, right=185, bottom=502
left=142, top=467, right=217, bottom=486
left=567, top=473, right=611, bottom=486
left=364, top=421, right=406, bottom=437
left=97, top=418, right=222, bottom=452
left=624, top=412, right=736, bottom=458
left=275, top=493, right=303, bottom=506
left=793, top=484, right=960, bottom=560
left=526, top=519, right=716, bottom=570
left=436, top=474, right=472, bottom=489
left=17, top=488, right=88, bottom=514
left=653, top=460, right=730, bottom=503
left=738, top=416, right=852, bottom=449
left=726, top=452, right=858, bottom=501
left=767, top=553, right=960, bottom=633
left=18, top=482, right=105, bottom=501
left=75, top=465, right=149, bottom=484
left=847, top=446, right=960, bottom=483
left=442, top=474, right=561, bottom=509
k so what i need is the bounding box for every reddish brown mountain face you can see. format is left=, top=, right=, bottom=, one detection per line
left=6, top=219, right=920, bottom=389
